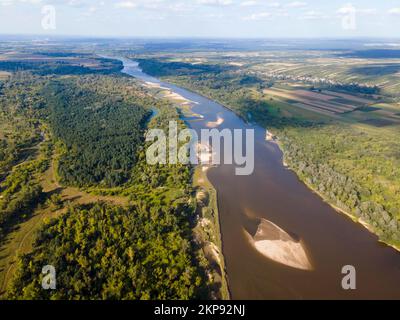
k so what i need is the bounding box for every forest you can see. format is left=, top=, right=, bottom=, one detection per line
left=45, top=76, right=151, bottom=187
left=138, top=58, right=233, bottom=77
left=0, top=57, right=123, bottom=76
left=0, top=63, right=212, bottom=299
left=7, top=202, right=202, bottom=300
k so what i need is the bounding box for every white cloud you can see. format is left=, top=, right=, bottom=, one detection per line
left=300, top=10, right=328, bottom=20
left=267, top=2, right=281, bottom=8
left=239, top=0, right=281, bottom=7
left=243, top=11, right=271, bottom=20
left=0, top=0, right=42, bottom=5
left=358, top=8, right=376, bottom=15
left=196, top=0, right=232, bottom=6
left=285, top=1, right=306, bottom=8
left=240, top=0, right=257, bottom=7
left=388, top=8, right=400, bottom=15
left=337, top=3, right=355, bottom=14
left=0, top=0, right=13, bottom=5
left=115, top=1, right=137, bottom=9
left=168, top=2, right=194, bottom=12
left=337, top=4, right=377, bottom=16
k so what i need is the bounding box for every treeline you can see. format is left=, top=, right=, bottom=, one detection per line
left=313, top=83, right=380, bottom=95
left=280, top=126, right=400, bottom=244
left=45, top=76, right=152, bottom=187
left=7, top=202, right=202, bottom=300
left=0, top=74, right=47, bottom=179
left=138, top=58, right=234, bottom=77
left=0, top=57, right=122, bottom=76
left=0, top=74, right=49, bottom=241
left=0, top=161, right=44, bottom=241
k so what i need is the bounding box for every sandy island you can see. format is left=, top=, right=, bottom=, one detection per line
left=245, top=218, right=312, bottom=271
left=206, top=115, right=225, bottom=128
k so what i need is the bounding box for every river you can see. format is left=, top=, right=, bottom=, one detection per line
left=120, top=57, right=400, bottom=300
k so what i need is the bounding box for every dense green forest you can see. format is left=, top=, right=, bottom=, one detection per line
left=45, top=76, right=151, bottom=187
left=7, top=202, right=201, bottom=300
left=138, top=58, right=233, bottom=77
left=0, top=57, right=122, bottom=76
left=1, top=64, right=211, bottom=299
left=5, top=97, right=211, bottom=300
left=279, top=125, right=400, bottom=244
left=138, top=58, right=400, bottom=247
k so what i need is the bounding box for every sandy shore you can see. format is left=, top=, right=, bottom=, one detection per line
left=143, top=81, right=198, bottom=106
left=206, top=115, right=225, bottom=128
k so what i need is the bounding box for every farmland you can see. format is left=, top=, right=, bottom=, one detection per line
left=263, top=87, right=368, bottom=115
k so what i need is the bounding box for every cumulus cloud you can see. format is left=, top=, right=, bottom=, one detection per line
left=239, top=0, right=257, bottom=7
left=196, top=0, right=232, bottom=6
left=0, top=0, right=42, bottom=5
left=243, top=11, right=271, bottom=20
left=388, top=8, right=400, bottom=15
left=300, top=10, right=327, bottom=20
left=337, top=3, right=355, bottom=14
left=239, top=1, right=281, bottom=8
left=358, top=8, right=377, bottom=15
left=337, top=4, right=377, bottom=16
left=285, top=1, right=306, bottom=8
left=269, top=2, right=281, bottom=7
left=115, top=1, right=137, bottom=9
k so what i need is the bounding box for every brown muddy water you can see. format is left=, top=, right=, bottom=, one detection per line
left=120, top=58, right=400, bottom=300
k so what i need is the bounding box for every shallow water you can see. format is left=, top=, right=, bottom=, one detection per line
left=120, top=58, right=400, bottom=300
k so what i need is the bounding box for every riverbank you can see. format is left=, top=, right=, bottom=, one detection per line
left=152, top=72, right=400, bottom=254
left=130, top=74, right=230, bottom=299
left=156, top=71, right=400, bottom=253
left=125, top=57, right=400, bottom=299
left=193, top=166, right=230, bottom=300
left=271, top=132, right=400, bottom=253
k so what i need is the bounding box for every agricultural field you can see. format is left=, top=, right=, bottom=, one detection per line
left=264, top=87, right=368, bottom=115
left=262, top=86, right=400, bottom=125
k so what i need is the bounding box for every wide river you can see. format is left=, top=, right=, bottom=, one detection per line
left=120, top=58, right=400, bottom=299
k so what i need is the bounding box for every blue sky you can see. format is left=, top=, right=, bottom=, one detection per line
left=0, top=0, right=400, bottom=38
